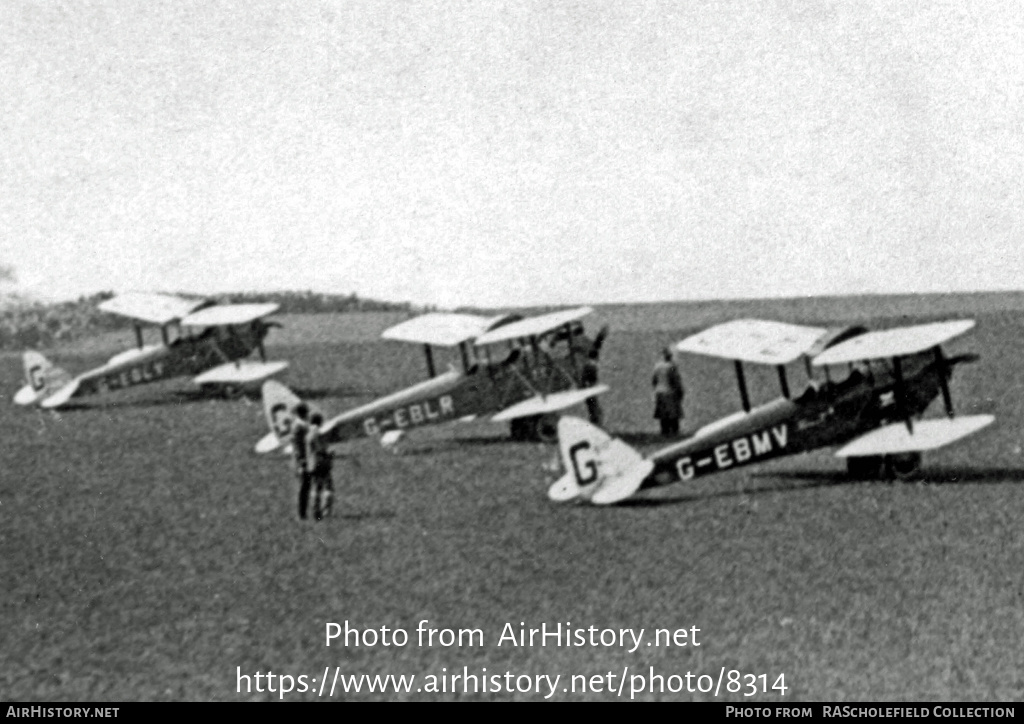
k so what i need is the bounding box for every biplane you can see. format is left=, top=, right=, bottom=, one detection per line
left=13, top=292, right=289, bottom=409
left=549, top=318, right=994, bottom=505
left=254, top=307, right=609, bottom=453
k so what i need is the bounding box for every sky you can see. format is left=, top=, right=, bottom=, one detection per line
left=1, top=0, right=1022, bottom=308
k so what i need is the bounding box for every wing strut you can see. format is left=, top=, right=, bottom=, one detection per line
left=892, top=356, right=913, bottom=433
left=934, top=346, right=954, bottom=418
left=776, top=365, right=790, bottom=399
left=734, top=360, right=751, bottom=413
left=424, top=344, right=436, bottom=378
left=134, top=324, right=144, bottom=350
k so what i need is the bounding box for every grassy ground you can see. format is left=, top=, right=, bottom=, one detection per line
left=2, top=294, right=1022, bottom=701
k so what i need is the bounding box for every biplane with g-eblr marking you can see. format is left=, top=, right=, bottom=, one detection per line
left=550, top=318, right=994, bottom=505
left=13, top=292, right=289, bottom=409
left=255, top=306, right=609, bottom=453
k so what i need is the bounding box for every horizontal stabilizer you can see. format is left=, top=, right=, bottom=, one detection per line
left=591, top=458, right=656, bottom=506
left=813, top=320, right=975, bottom=366
left=255, top=431, right=286, bottom=454
left=193, top=360, right=289, bottom=385
left=491, top=385, right=609, bottom=422
left=13, top=385, right=43, bottom=406
left=834, top=415, right=995, bottom=457
left=474, top=307, right=593, bottom=346
left=181, top=303, right=281, bottom=328
left=676, top=319, right=828, bottom=365
left=39, top=379, right=81, bottom=409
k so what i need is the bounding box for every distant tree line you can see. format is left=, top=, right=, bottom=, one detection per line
left=0, top=290, right=425, bottom=351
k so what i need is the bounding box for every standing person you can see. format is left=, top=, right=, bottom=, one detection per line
left=575, top=323, right=608, bottom=427
left=307, top=412, right=334, bottom=521
left=290, top=402, right=312, bottom=520
left=652, top=347, right=685, bottom=437
left=580, top=349, right=604, bottom=426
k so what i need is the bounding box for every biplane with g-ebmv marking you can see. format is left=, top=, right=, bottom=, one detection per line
left=550, top=318, right=994, bottom=505
left=13, top=292, right=289, bottom=409
left=255, top=306, right=609, bottom=453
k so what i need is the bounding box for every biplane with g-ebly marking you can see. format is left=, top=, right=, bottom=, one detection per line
left=549, top=318, right=994, bottom=505
left=13, top=292, right=289, bottom=409
left=254, top=307, right=609, bottom=453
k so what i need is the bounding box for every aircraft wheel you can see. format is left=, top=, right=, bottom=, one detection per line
left=509, top=418, right=531, bottom=441
left=846, top=456, right=884, bottom=480
left=885, top=452, right=922, bottom=481
left=509, top=415, right=559, bottom=443
left=534, top=414, right=559, bottom=444
left=220, top=384, right=244, bottom=400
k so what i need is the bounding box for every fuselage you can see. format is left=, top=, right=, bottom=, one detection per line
left=320, top=338, right=590, bottom=445
left=643, top=351, right=949, bottom=489
left=51, top=325, right=268, bottom=401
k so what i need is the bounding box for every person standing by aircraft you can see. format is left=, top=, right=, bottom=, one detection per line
left=652, top=347, right=685, bottom=437
left=579, top=324, right=608, bottom=426
left=290, top=403, right=312, bottom=520
left=307, top=412, right=334, bottom=521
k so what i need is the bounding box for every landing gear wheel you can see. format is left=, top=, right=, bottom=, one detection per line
left=509, top=417, right=531, bottom=441
left=534, top=414, right=559, bottom=444
left=846, top=456, right=884, bottom=480
left=220, top=384, right=244, bottom=400
left=509, top=414, right=560, bottom=443
left=885, top=452, right=922, bottom=481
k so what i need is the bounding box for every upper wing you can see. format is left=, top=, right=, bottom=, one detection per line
left=812, top=320, right=975, bottom=366
left=181, top=303, right=280, bottom=327
left=474, top=307, right=593, bottom=346
left=676, top=319, right=828, bottom=365
left=98, top=293, right=209, bottom=325
left=381, top=313, right=516, bottom=347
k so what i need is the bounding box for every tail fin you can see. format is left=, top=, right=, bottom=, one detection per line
left=14, top=351, right=72, bottom=406
left=547, top=417, right=654, bottom=505
left=256, top=380, right=304, bottom=454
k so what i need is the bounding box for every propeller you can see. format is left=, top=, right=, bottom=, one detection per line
left=935, top=350, right=979, bottom=418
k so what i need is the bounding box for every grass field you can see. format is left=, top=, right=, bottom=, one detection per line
left=2, top=294, right=1022, bottom=701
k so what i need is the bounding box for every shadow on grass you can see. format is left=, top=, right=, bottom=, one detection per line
left=760, top=465, right=1024, bottom=486
left=41, top=384, right=381, bottom=410
left=330, top=510, right=397, bottom=522
left=612, top=464, right=1024, bottom=508
left=291, top=386, right=382, bottom=401
left=388, top=436, right=513, bottom=456
left=42, top=391, right=219, bottom=410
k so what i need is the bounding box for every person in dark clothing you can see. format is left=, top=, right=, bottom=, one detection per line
left=578, top=324, right=609, bottom=426
left=581, top=349, right=603, bottom=426
left=306, top=412, right=334, bottom=521
left=652, top=347, right=685, bottom=437
left=290, top=402, right=312, bottom=520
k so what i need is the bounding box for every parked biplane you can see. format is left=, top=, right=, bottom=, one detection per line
left=13, top=292, right=289, bottom=409
left=550, top=318, right=994, bottom=505
left=255, top=307, right=609, bottom=453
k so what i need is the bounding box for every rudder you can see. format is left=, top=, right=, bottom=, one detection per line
left=547, top=416, right=653, bottom=504
left=15, top=351, right=72, bottom=406
left=256, top=380, right=304, bottom=453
